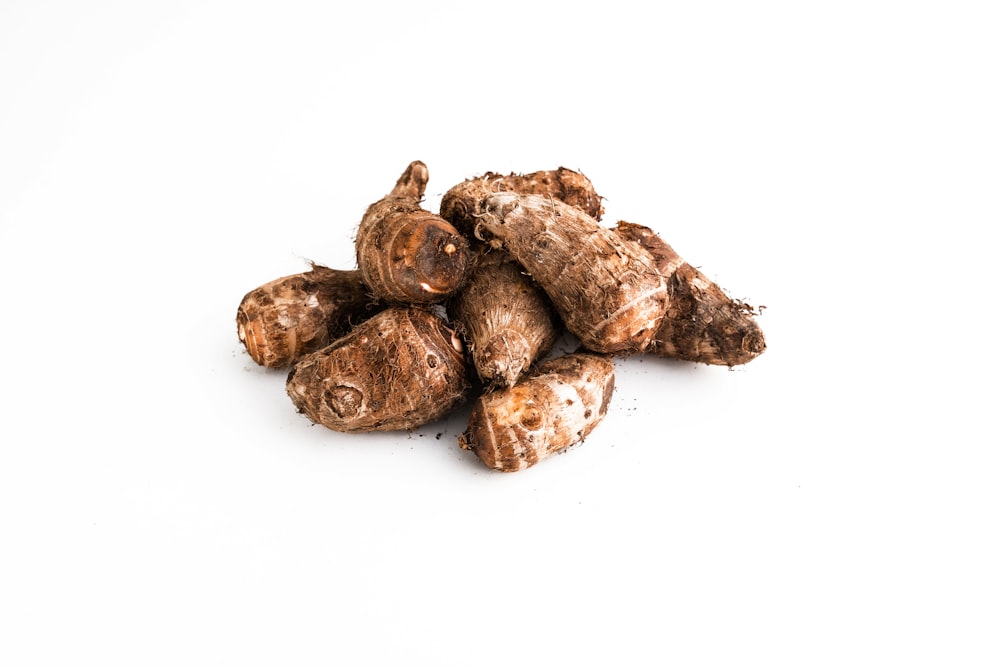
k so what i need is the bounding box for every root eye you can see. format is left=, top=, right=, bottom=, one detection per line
left=326, top=386, right=362, bottom=418
left=520, top=407, right=543, bottom=430
left=426, top=353, right=439, bottom=368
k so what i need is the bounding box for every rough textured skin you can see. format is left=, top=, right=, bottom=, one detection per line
left=286, top=307, right=468, bottom=432
left=448, top=248, right=560, bottom=387
left=355, top=161, right=470, bottom=304
left=614, top=221, right=766, bottom=366
left=236, top=265, right=378, bottom=368
left=474, top=193, right=669, bottom=355
left=440, top=167, right=604, bottom=235
left=458, top=353, right=615, bottom=472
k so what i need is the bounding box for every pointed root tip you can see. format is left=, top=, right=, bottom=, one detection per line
left=390, top=160, right=430, bottom=199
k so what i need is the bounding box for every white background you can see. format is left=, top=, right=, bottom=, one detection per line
left=2, top=1, right=997, bottom=665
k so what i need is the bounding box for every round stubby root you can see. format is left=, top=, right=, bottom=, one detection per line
left=355, top=162, right=470, bottom=304
left=286, top=307, right=468, bottom=432
left=458, top=352, right=615, bottom=472
left=448, top=248, right=560, bottom=387
left=236, top=266, right=377, bottom=368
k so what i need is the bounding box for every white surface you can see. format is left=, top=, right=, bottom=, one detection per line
left=2, top=1, right=997, bottom=665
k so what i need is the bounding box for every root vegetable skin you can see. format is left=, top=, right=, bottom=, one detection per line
left=286, top=307, right=468, bottom=433
left=236, top=266, right=377, bottom=368
left=355, top=161, right=470, bottom=304
left=458, top=352, right=615, bottom=472
left=475, top=193, right=669, bottom=355
left=614, top=222, right=766, bottom=366
left=448, top=248, right=560, bottom=387
left=439, top=167, right=604, bottom=235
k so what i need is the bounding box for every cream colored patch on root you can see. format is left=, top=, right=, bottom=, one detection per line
left=420, top=282, right=446, bottom=294
left=590, top=282, right=669, bottom=344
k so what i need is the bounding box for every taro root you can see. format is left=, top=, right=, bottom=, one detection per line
left=458, top=352, right=615, bottom=472
left=447, top=247, right=560, bottom=387
left=286, top=307, right=468, bottom=432
left=473, top=193, right=669, bottom=355
left=236, top=265, right=378, bottom=368
left=614, top=221, right=766, bottom=366
left=236, top=160, right=768, bottom=469
left=355, top=161, right=470, bottom=304
left=439, top=166, right=604, bottom=235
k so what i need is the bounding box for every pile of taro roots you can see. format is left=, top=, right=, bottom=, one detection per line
left=237, top=162, right=765, bottom=472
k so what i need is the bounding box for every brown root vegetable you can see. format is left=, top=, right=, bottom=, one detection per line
left=448, top=248, right=561, bottom=387
left=440, top=166, right=605, bottom=235
left=236, top=265, right=378, bottom=368
left=458, top=352, right=615, bottom=472
left=614, top=221, right=766, bottom=366
left=474, top=193, right=669, bottom=355
left=286, top=306, right=468, bottom=432
left=355, top=161, right=470, bottom=304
